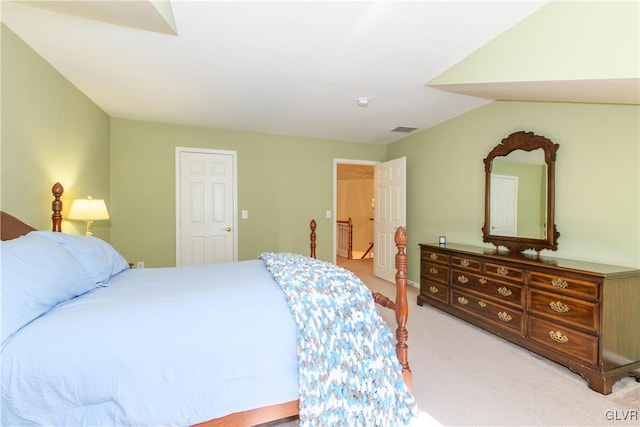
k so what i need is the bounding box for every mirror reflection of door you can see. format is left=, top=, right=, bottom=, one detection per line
left=490, top=174, right=518, bottom=236
left=491, top=149, right=547, bottom=239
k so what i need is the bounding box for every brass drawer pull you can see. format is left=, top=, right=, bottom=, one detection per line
left=429, top=267, right=438, bottom=275
left=457, top=275, right=469, bottom=284
left=457, top=296, right=469, bottom=305
left=478, top=301, right=487, bottom=308
left=429, top=286, right=439, bottom=294
left=497, top=286, right=512, bottom=297
left=551, top=277, right=569, bottom=289
left=460, top=259, right=470, bottom=267
left=430, top=253, right=438, bottom=260
left=549, top=330, right=569, bottom=344
left=479, top=278, right=487, bottom=284
left=496, top=266, right=510, bottom=277
left=549, top=301, right=570, bottom=313
left=498, top=312, right=512, bottom=322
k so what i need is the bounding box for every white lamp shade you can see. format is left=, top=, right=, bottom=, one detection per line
left=68, top=198, right=110, bottom=221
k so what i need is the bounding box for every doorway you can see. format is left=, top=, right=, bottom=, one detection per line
left=333, top=157, right=407, bottom=283
left=334, top=160, right=376, bottom=275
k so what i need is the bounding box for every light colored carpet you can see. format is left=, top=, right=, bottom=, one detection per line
left=262, top=257, right=639, bottom=427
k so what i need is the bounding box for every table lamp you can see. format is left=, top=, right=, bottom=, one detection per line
left=67, top=196, right=110, bottom=236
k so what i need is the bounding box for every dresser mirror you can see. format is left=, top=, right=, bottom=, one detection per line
left=482, top=131, right=560, bottom=253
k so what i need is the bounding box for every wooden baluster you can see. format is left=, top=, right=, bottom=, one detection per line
left=347, top=217, right=353, bottom=260
left=309, top=219, right=316, bottom=258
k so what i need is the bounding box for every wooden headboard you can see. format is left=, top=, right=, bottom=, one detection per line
left=0, top=182, right=64, bottom=241
left=0, top=211, right=37, bottom=241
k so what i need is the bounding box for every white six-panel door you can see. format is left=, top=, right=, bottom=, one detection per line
left=373, top=157, right=406, bottom=283
left=176, top=148, right=237, bottom=266
left=490, top=174, right=518, bottom=237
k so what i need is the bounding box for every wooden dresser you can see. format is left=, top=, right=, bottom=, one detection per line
left=418, top=243, right=640, bottom=394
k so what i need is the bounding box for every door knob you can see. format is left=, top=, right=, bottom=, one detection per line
left=224, top=227, right=232, bottom=232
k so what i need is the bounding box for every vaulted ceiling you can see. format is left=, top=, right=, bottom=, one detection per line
left=2, top=1, right=638, bottom=144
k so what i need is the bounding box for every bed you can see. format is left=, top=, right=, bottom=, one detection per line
left=1, top=182, right=416, bottom=426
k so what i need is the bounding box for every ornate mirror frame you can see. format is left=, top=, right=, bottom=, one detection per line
left=482, top=131, right=560, bottom=253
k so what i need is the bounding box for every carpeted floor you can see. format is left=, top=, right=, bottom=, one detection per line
left=262, top=257, right=639, bottom=426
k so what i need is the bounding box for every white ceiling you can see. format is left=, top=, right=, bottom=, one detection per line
left=2, top=1, right=633, bottom=144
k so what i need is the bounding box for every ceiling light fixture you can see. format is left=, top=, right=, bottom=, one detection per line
left=356, top=97, right=369, bottom=107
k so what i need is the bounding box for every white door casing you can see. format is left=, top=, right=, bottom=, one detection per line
left=490, top=174, right=518, bottom=237
left=373, top=157, right=406, bottom=283
left=176, top=148, right=237, bottom=266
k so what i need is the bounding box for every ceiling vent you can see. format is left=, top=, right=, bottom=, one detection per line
left=391, top=126, right=417, bottom=133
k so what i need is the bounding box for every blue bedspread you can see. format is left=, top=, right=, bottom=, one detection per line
left=3, top=255, right=417, bottom=426
left=260, top=253, right=417, bottom=427
left=1, top=260, right=299, bottom=426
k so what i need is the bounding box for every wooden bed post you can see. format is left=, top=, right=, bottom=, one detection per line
left=394, top=226, right=412, bottom=391
left=309, top=219, right=316, bottom=258
left=370, top=226, right=413, bottom=391
left=51, top=182, right=64, bottom=232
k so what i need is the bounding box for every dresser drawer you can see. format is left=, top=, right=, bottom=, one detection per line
left=421, top=262, right=449, bottom=284
left=528, top=316, right=598, bottom=366
left=420, top=281, right=449, bottom=304
left=527, top=289, right=598, bottom=333
left=484, top=262, right=524, bottom=282
left=451, top=256, right=482, bottom=272
left=452, top=269, right=523, bottom=307
left=421, top=249, right=449, bottom=266
left=529, top=270, right=599, bottom=301
left=451, top=290, right=524, bottom=334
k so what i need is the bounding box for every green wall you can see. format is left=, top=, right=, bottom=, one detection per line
left=388, top=100, right=640, bottom=282
left=110, top=119, right=386, bottom=266
left=0, top=25, right=111, bottom=238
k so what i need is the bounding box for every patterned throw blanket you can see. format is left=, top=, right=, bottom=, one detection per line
left=260, top=253, right=417, bottom=427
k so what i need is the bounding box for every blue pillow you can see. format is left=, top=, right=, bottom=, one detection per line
left=33, top=232, right=129, bottom=284
left=1, top=233, right=96, bottom=346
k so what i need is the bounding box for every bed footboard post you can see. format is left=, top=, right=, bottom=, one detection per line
left=310, top=219, right=317, bottom=258
left=51, top=182, right=64, bottom=232
left=394, top=226, right=412, bottom=391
